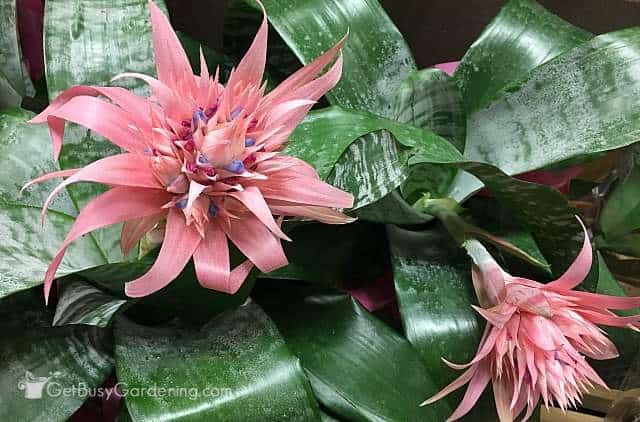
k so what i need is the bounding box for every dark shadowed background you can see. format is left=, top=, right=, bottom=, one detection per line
left=167, top=0, right=640, bottom=67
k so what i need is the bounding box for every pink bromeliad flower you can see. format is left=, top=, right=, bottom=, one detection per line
left=422, top=220, right=640, bottom=421
left=26, top=0, right=353, bottom=302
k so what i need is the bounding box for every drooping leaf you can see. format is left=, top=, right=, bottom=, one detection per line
left=53, top=278, right=128, bottom=327
left=115, top=302, right=321, bottom=421
left=455, top=0, right=592, bottom=113
left=264, top=221, right=389, bottom=288
left=0, top=288, right=113, bottom=421
left=0, top=0, right=35, bottom=103
left=261, top=293, right=452, bottom=421
left=452, top=28, right=640, bottom=202
left=599, top=164, right=640, bottom=239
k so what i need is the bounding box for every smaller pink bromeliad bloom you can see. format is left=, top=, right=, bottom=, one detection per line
left=422, top=219, right=640, bottom=422
left=25, top=0, right=354, bottom=302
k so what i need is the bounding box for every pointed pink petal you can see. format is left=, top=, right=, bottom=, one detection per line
left=565, top=290, right=640, bottom=310
left=225, top=1, right=268, bottom=91
left=186, top=180, right=207, bottom=214
left=546, top=218, right=592, bottom=291
left=267, top=202, right=355, bottom=224
left=120, top=212, right=166, bottom=256
left=229, top=186, right=290, bottom=241
left=43, top=187, right=171, bottom=303
left=421, top=366, right=477, bottom=406
left=229, top=259, right=254, bottom=293
left=446, top=361, right=492, bottom=421
left=147, top=0, right=194, bottom=94
left=472, top=303, right=515, bottom=328
left=577, top=309, right=640, bottom=329
left=262, top=33, right=347, bottom=109
left=22, top=168, right=79, bottom=192
left=223, top=213, right=288, bottom=273
left=41, top=154, right=162, bottom=222
left=125, top=208, right=201, bottom=297
left=40, top=96, right=142, bottom=154
left=493, top=376, right=514, bottom=422
left=193, top=222, right=232, bottom=292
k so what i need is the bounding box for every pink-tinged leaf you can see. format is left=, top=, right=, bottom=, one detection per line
left=125, top=208, right=201, bottom=297
left=546, top=218, right=592, bottom=291
left=147, top=0, right=194, bottom=95
left=17, top=0, right=44, bottom=81
left=193, top=222, right=231, bottom=292
left=43, top=187, right=172, bottom=302
left=38, top=154, right=163, bottom=222
left=516, top=167, right=582, bottom=195
left=223, top=213, right=287, bottom=273
left=229, top=186, right=291, bottom=241
left=344, top=274, right=395, bottom=312
left=434, top=61, right=460, bottom=76
left=120, top=212, right=166, bottom=256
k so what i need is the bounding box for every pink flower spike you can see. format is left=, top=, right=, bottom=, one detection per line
left=27, top=0, right=353, bottom=300
left=423, top=218, right=640, bottom=421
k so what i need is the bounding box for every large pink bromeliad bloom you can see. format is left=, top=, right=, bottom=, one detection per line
left=423, top=221, right=640, bottom=421
left=26, top=0, right=353, bottom=302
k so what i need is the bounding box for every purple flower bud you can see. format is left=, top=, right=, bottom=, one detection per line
left=244, top=137, right=256, bottom=147
left=225, top=160, right=244, bottom=174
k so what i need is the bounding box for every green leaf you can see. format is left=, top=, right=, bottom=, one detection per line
left=0, top=108, right=75, bottom=215
left=53, top=278, right=128, bottom=327
left=0, top=0, right=35, bottom=100
left=262, top=293, right=452, bottom=421
left=257, top=0, right=415, bottom=117
left=387, top=224, right=482, bottom=386
left=0, top=288, right=113, bottom=421
left=600, top=165, right=640, bottom=238
left=264, top=221, right=389, bottom=288
left=115, top=301, right=321, bottom=421
left=0, top=204, right=107, bottom=299
left=454, top=28, right=640, bottom=201
left=455, top=0, right=592, bottom=114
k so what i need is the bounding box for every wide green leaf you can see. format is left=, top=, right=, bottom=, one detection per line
left=261, top=293, right=452, bottom=421
left=115, top=301, right=321, bottom=421
left=453, top=27, right=640, bottom=202
left=455, top=0, right=592, bottom=113
left=0, top=0, right=35, bottom=102
left=0, top=288, right=113, bottom=421
left=53, top=278, right=128, bottom=327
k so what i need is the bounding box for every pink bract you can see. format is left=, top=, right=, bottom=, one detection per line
left=423, top=219, right=640, bottom=421
left=27, top=0, right=354, bottom=302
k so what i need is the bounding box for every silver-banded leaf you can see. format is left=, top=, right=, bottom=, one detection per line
left=451, top=28, right=640, bottom=202
left=53, top=278, right=128, bottom=327
left=262, top=293, right=453, bottom=421
left=455, top=0, right=592, bottom=113
left=115, top=302, right=321, bottom=421
left=0, top=0, right=35, bottom=102
left=0, top=289, right=113, bottom=421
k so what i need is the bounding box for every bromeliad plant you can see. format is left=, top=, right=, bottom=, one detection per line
left=1, top=0, right=640, bottom=421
